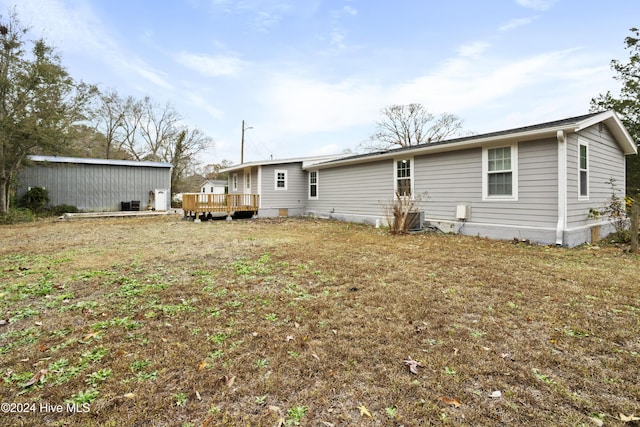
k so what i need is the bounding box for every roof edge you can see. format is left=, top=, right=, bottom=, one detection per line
left=28, top=155, right=172, bottom=168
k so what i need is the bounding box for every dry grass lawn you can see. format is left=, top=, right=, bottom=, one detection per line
left=0, top=216, right=639, bottom=426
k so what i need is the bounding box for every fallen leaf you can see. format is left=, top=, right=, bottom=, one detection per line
left=619, top=413, right=640, bottom=422
left=198, top=360, right=207, bottom=371
left=320, top=422, right=335, bottom=427
left=590, top=417, right=604, bottom=427
left=0, top=319, right=7, bottom=326
left=23, top=369, right=47, bottom=388
left=453, top=348, right=459, bottom=356
left=285, top=335, right=294, bottom=342
left=161, top=337, right=168, bottom=343
left=312, top=353, right=320, bottom=361
left=437, top=397, right=462, bottom=408
left=489, top=391, right=502, bottom=399
left=123, top=392, right=136, bottom=399
left=83, top=331, right=100, bottom=341
left=358, top=405, right=372, bottom=418
left=195, top=389, right=201, bottom=400
left=34, top=321, right=42, bottom=326
left=220, top=375, right=236, bottom=388
left=404, top=356, right=424, bottom=374
left=268, top=405, right=283, bottom=415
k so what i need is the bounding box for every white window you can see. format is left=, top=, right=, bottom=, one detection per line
left=483, top=145, right=518, bottom=200
left=578, top=140, right=589, bottom=200
left=309, top=171, right=318, bottom=199
left=245, top=171, right=251, bottom=192
left=274, top=169, right=287, bottom=190
left=394, top=158, right=413, bottom=197
left=232, top=173, right=238, bottom=191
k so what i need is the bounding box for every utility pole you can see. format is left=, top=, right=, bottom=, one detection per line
left=241, top=120, right=253, bottom=164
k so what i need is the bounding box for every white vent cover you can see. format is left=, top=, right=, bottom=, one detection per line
left=456, top=204, right=469, bottom=220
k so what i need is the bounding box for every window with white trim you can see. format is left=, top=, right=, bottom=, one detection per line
left=232, top=173, right=238, bottom=191
left=274, top=169, right=287, bottom=190
left=395, top=159, right=412, bottom=197
left=579, top=140, right=589, bottom=199
left=483, top=145, right=518, bottom=200
left=309, top=171, right=318, bottom=199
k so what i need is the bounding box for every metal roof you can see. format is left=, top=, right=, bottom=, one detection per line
left=28, top=155, right=172, bottom=168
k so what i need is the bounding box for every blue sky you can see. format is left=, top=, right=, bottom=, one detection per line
left=1, top=0, right=638, bottom=167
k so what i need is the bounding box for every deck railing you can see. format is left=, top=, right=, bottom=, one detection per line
left=182, top=193, right=259, bottom=217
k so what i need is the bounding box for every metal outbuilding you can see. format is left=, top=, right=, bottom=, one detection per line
left=17, top=155, right=172, bottom=212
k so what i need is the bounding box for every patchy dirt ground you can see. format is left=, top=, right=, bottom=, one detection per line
left=0, top=216, right=639, bottom=426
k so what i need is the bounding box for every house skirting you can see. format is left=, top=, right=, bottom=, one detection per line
left=258, top=207, right=307, bottom=218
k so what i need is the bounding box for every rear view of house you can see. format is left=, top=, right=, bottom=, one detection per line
left=221, top=111, right=637, bottom=246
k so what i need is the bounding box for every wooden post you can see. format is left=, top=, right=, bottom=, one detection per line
left=631, top=202, right=639, bottom=253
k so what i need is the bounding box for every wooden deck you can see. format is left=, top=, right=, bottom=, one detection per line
left=182, top=193, right=259, bottom=219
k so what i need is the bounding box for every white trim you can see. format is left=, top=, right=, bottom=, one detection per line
left=393, top=157, right=414, bottom=198
left=274, top=169, right=288, bottom=191
left=257, top=166, right=262, bottom=208
left=482, top=144, right=518, bottom=201
left=308, top=170, right=319, bottom=200
left=556, top=130, right=567, bottom=245
left=578, top=138, right=589, bottom=201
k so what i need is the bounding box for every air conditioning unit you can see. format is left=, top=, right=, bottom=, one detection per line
left=406, top=211, right=425, bottom=231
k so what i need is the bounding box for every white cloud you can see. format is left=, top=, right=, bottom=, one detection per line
left=176, top=52, right=248, bottom=77
left=330, top=29, right=346, bottom=49
left=457, top=41, right=491, bottom=58
left=257, top=75, right=383, bottom=136
left=499, top=16, right=537, bottom=32
left=2, top=0, right=173, bottom=90
left=515, top=0, right=557, bottom=11
left=343, top=6, right=358, bottom=16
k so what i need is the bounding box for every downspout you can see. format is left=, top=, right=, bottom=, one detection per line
left=556, top=130, right=567, bottom=245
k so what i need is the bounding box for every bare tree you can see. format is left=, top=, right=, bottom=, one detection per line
left=363, top=104, right=464, bottom=151
left=92, top=88, right=126, bottom=159
left=139, top=97, right=181, bottom=161
left=163, top=127, right=213, bottom=194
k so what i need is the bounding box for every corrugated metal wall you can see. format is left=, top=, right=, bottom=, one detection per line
left=17, top=161, right=172, bottom=212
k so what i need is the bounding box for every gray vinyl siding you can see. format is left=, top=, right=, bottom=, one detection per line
left=259, top=163, right=307, bottom=212
left=413, top=148, right=481, bottom=219
left=567, top=124, right=625, bottom=227
left=475, top=138, right=558, bottom=228
left=17, top=162, right=171, bottom=211
left=306, top=160, right=393, bottom=220
left=413, top=140, right=558, bottom=227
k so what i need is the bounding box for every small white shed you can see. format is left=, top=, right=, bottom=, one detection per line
left=200, top=179, right=227, bottom=194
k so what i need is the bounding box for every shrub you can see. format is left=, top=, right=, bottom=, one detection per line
left=19, top=187, right=49, bottom=213
left=50, top=204, right=79, bottom=216
left=0, top=208, right=36, bottom=224
left=589, top=178, right=633, bottom=243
